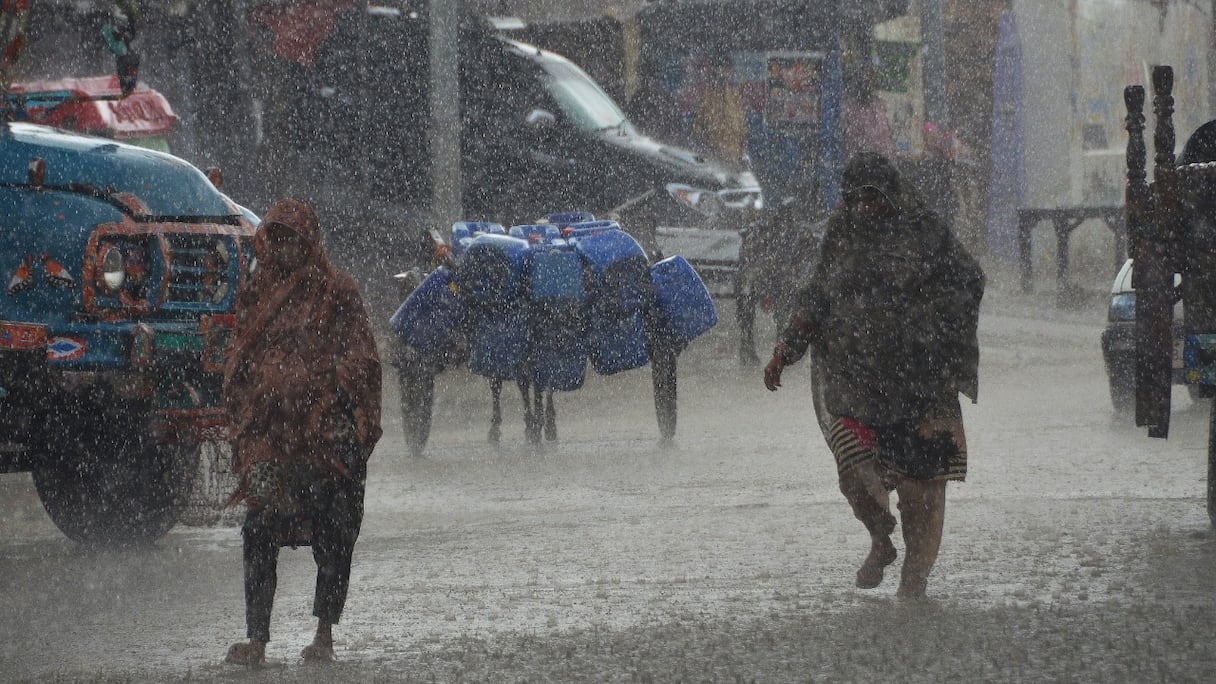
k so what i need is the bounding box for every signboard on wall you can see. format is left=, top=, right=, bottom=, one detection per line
left=763, top=51, right=824, bottom=127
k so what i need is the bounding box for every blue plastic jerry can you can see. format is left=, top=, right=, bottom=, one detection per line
left=390, top=266, right=464, bottom=356
left=528, top=244, right=588, bottom=391
left=574, top=228, right=650, bottom=374
left=530, top=245, right=586, bottom=302
left=456, top=234, right=530, bottom=308
left=562, top=220, right=621, bottom=243
left=545, top=211, right=596, bottom=227
left=451, top=221, right=503, bottom=258
left=452, top=221, right=504, bottom=240
left=468, top=309, right=529, bottom=380
left=532, top=338, right=587, bottom=391
left=509, top=223, right=553, bottom=244
left=575, top=228, right=649, bottom=309
left=650, top=255, right=718, bottom=346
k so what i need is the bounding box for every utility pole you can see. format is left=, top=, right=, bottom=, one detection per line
left=429, top=0, right=462, bottom=229
left=222, top=0, right=258, bottom=203
left=920, top=0, right=949, bottom=129
left=917, top=0, right=957, bottom=231
left=1210, top=0, right=1216, bottom=114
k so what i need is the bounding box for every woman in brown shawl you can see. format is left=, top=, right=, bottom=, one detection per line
left=222, top=198, right=382, bottom=665
left=763, top=152, right=984, bottom=599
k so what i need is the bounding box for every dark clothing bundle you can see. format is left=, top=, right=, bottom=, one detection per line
left=789, top=156, right=985, bottom=427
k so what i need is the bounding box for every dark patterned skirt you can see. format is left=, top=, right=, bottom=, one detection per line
left=825, top=405, right=968, bottom=482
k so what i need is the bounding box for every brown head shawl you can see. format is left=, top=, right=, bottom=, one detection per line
left=224, top=198, right=382, bottom=494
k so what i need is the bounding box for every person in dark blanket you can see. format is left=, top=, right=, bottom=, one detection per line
left=222, top=198, right=383, bottom=665
left=763, top=152, right=984, bottom=599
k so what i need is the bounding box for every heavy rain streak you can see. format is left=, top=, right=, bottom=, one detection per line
left=3, top=1, right=1216, bottom=681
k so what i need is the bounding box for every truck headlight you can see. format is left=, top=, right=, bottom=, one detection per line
left=100, top=245, right=126, bottom=293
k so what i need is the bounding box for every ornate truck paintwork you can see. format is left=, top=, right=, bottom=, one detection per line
left=0, top=121, right=257, bottom=546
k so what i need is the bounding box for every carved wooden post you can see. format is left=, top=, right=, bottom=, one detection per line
left=1125, top=85, right=1150, bottom=425
left=1124, top=85, right=1147, bottom=265
left=1135, top=66, right=1177, bottom=437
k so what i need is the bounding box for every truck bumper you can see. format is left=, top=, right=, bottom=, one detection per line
left=1, top=316, right=233, bottom=463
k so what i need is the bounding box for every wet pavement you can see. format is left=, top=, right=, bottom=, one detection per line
left=2, top=272, right=1216, bottom=682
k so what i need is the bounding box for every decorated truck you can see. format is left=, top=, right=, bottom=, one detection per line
left=0, top=120, right=257, bottom=546
left=0, top=0, right=259, bottom=545
left=0, top=1, right=258, bottom=545
left=0, top=118, right=256, bottom=542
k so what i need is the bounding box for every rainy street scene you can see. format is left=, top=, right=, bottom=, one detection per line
left=3, top=0, right=1216, bottom=682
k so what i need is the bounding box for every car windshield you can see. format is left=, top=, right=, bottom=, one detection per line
left=538, top=57, right=634, bottom=134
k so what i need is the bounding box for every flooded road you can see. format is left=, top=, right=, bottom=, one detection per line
left=2, top=277, right=1216, bottom=682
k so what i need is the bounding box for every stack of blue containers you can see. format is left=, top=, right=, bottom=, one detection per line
left=570, top=224, right=652, bottom=375
left=390, top=214, right=718, bottom=389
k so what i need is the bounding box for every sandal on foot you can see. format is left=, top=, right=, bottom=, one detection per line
left=301, top=643, right=336, bottom=663
left=224, top=642, right=265, bottom=667
left=855, top=539, right=898, bottom=589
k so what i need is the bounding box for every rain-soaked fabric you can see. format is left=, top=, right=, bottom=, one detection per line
left=241, top=417, right=361, bottom=522
left=224, top=198, right=382, bottom=505
left=827, top=416, right=877, bottom=475
left=826, top=408, right=968, bottom=482
left=792, top=152, right=984, bottom=425
left=242, top=424, right=367, bottom=642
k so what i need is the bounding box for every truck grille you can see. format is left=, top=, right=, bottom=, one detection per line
left=163, top=233, right=232, bottom=307
left=84, top=225, right=246, bottom=317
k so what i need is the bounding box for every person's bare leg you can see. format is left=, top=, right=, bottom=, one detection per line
left=896, top=478, right=947, bottom=598
left=301, top=620, right=335, bottom=662
left=840, top=462, right=898, bottom=588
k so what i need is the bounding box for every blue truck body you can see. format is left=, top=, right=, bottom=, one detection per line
left=0, top=121, right=257, bottom=545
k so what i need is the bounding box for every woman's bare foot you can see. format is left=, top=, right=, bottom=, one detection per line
left=224, top=640, right=266, bottom=667
left=301, top=621, right=335, bottom=663
left=300, top=641, right=335, bottom=663
left=855, top=535, right=898, bottom=589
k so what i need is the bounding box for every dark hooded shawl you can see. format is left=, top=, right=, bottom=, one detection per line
left=224, top=198, right=382, bottom=497
left=799, top=152, right=984, bottom=425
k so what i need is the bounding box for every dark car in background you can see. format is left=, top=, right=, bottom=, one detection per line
left=300, top=6, right=761, bottom=282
